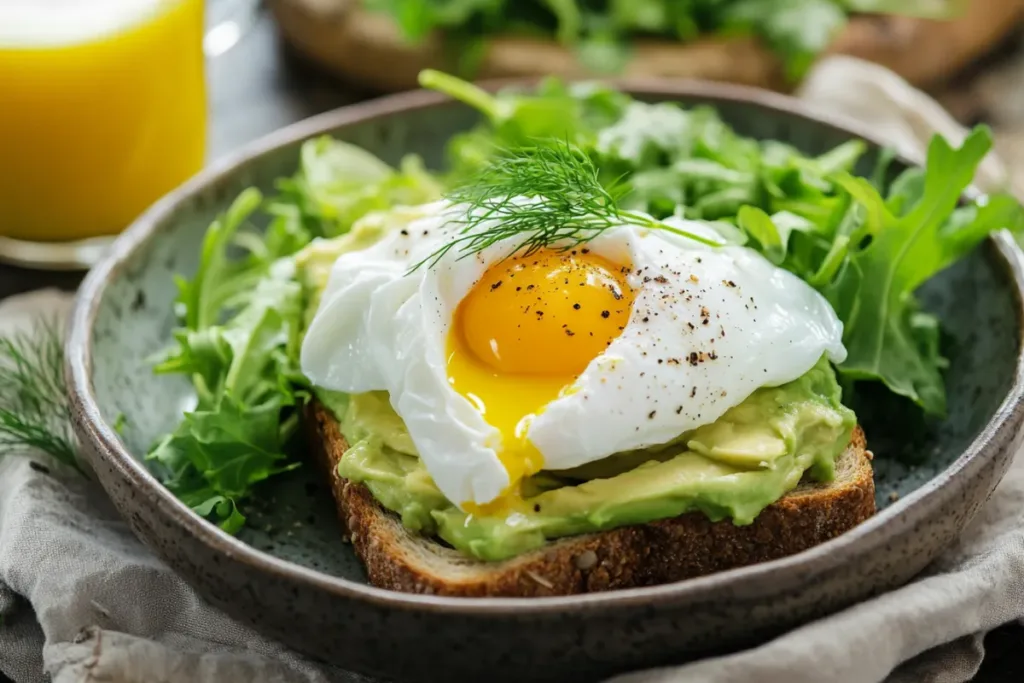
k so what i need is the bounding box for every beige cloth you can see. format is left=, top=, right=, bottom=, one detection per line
left=1, top=56, right=1022, bottom=683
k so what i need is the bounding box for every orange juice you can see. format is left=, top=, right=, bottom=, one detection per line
left=0, top=0, right=207, bottom=242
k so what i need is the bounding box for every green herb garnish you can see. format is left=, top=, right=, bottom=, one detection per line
left=414, top=140, right=721, bottom=270
left=0, top=317, right=82, bottom=474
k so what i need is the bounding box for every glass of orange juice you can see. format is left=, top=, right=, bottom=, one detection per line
left=0, top=0, right=208, bottom=269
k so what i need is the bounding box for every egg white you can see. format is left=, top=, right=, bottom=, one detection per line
left=301, top=202, right=847, bottom=509
left=526, top=222, right=846, bottom=470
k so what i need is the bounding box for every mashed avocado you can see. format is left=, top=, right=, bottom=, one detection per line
left=298, top=214, right=856, bottom=562
left=320, top=360, right=854, bottom=561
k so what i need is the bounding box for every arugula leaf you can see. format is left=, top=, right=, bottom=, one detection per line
left=737, top=206, right=815, bottom=265
left=421, top=70, right=628, bottom=171
left=150, top=259, right=305, bottom=530
left=177, top=188, right=263, bottom=331
left=150, top=139, right=442, bottom=533
left=821, top=127, right=1022, bottom=415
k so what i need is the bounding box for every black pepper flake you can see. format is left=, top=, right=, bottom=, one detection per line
left=516, top=286, right=522, bottom=291
left=527, top=284, right=535, bottom=290
left=687, top=322, right=695, bottom=330
left=533, top=504, right=541, bottom=512
left=676, top=405, right=684, bottom=414
left=723, top=280, right=736, bottom=287
left=642, top=316, right=650, bottom=323
left=535, top=310, right=544, bottom=317
left=400, top=229, right=409, bottom=236
left=690, top=387, right=697, bottom=398
left=490, top=280, right=503, bottom=291
left=565, top=329, right=575, bottom=336
left=648, top=410, right=657, bottom=419
left=573, top=303, right=581, bottom=310
left=688, top=352, right=699, bottom=366
left=601, top=310, right=610, bottom=318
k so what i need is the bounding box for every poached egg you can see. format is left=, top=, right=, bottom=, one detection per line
left=301, top=201, right=846, bottom=511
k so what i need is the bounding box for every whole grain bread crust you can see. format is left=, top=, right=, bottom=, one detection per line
left=305, top=402, right=875, bottom=597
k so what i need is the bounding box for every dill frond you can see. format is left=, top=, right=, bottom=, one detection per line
left=412, top=140, right=719, bottom=270
left=0, top=316, right=82, bottom=473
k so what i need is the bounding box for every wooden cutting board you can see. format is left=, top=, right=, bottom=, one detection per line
left=268, top=0, right=1024, bottom=93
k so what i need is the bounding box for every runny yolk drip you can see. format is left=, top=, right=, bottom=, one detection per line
left=447, top=248, right=636, bottom=511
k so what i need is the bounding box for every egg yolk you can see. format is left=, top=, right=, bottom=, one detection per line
left=447, top=248, right=635, bottom=509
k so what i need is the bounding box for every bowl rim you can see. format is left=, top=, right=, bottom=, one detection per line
left=67, top=77, right=1024, bottom=616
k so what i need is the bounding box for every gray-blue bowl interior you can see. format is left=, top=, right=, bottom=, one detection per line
left=67, top=82, right=1024, bottom=683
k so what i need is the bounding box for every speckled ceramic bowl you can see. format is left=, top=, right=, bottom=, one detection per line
left=67, top=82, right=1024, bottom=683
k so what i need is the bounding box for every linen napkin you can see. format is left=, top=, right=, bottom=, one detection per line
left=2, top=55, right=1023, bottom=683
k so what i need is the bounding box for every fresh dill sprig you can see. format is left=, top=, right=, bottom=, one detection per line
left=412, top=140, right=719, bottom=270
left=0, top=317, right=83, bottom=474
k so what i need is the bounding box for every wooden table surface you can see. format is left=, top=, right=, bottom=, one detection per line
left=1, top=10, right=1022, bottom=682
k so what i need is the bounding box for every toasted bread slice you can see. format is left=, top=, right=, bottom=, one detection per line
left=305, top=401, right=875, bottom=597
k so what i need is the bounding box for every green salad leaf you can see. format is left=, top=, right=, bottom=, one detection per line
left=276, top=136, right=442, bottom=239
left=150, top=139, right=442, bottom=531
left=422, top=73, right=1024, bottom=415
left=724, top=0, right=847, bottom=80
left=820, top=128, right=1024, bottom=414
left=365, top=1, right=962, bottom=80
left=149, top=71, right=1021, bottom=533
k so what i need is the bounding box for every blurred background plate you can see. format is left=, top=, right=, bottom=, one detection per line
left=267, top=0, right=1024, bottom=93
